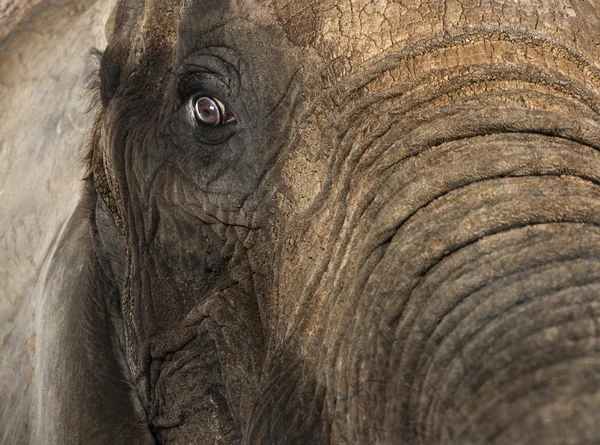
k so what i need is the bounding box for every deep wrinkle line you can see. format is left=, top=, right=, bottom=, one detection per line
left=415, top=277, right=600, bottom=443
left=376, top=128, right=600, bottom=182
left=382, top=181, right=600, bottom=330
left=178, top=52, right=241, bottom=97
left=480, top=346, right=598, bottom=444
left=336, top=66, right=600, bottom=136
left=264, top=67, right=302, bottom=120
left=299, top=174, right=600, bottom=373
left=400, top=222, right=600, bottom=340
left=177, top=65, right=233, bottom=95
left=410, top=255, right=600, bottom=391
left=181, top=48, right=242, bottom=79
left=283, top=75, right=597, bottom=248
left=374, top=172, right=600, bottom=258
left=407, top=267, right=600, bottom=428
left=420, top=87, right=600, bottom=122
left=464, top=288, right=600, bottom=389
left=293, top=110, right=600, bottom=248
left=278, top=175, right=355, bottom=340
left=89, top=207, right=153, bottom=435
left=375, top=128, right=600, bottom=209
left=456, top=325, right=600, bottom=444
left=424, top=347, right=600, bottom=444
left=333, top=106, right=600, bottom=223
left=467, top=339, right=600, bottom=416
left=379, top=221, right=592, bottom=356
left=295, top=22, right=600, bottom=129
left=397, top=239, right=593, bottom=366
left=349, top=132, right=576, bottom=238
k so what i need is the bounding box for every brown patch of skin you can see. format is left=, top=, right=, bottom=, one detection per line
left=92, top=0, right=600, bottom=443
left=5, top=0, right=600, bottom=443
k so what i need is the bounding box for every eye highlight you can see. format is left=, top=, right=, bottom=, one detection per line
left=191, top=95, right=236, bottom=126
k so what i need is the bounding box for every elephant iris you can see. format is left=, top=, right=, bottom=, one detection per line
left=192, top=95, right=235, bottom=126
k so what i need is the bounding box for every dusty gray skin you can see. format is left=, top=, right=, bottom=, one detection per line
left=4, top=0, right=600, bottom=444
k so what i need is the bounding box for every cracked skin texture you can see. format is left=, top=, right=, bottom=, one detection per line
left=3, top=0, right=600, bottom=444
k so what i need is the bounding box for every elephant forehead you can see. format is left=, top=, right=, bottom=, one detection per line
left=110, top=0, right=394, bottom=64
left=108, top=0, right=292, bottom=83
left=266, top=0, right=600, bottom=77
left=110, top=0, right=600, bottom=51
left=268, top=0, right=585, bottom=46
left=136, top=0, right=182, bottom=58
left=268, top=0, right=402, bottom=52
left=105, top=0, right=600, bottom=96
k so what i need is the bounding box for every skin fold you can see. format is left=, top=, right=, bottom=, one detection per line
left=3, top=0, right=600, bottom=444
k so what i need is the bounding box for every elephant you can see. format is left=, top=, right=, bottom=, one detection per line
left=3, top=0, right=600, bottom=443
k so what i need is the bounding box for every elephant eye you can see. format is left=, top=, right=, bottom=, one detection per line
left=191, top=95, right=236, bottom=126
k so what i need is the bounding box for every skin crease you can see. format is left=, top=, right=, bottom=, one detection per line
left=3, top=0, right=600, bottom=444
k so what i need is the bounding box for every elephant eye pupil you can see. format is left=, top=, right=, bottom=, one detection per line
left=191, top=95, right=235, bottom=126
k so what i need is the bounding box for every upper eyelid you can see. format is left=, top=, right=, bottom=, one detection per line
left=178, top=66, right=231, bottom=92
left=179, top=46, right=242, bottom=75
left=176, top=49, right=242, bottom=96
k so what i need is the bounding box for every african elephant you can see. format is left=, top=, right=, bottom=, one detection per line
left=3, top=0, right=600, bottom=443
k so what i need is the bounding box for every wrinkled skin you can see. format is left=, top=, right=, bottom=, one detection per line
left=3, top=0, right=600, bottom=444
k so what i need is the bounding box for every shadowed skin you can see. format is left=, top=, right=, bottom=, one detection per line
left=3, top=0, right=600, bottom=444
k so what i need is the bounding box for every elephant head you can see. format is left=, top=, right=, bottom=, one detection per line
left=9, top=0, right=600, bottom=444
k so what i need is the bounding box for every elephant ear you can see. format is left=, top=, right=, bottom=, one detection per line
left=33, top=195, right=155, bottom=444
left=0, top=0, right=130, bottom=442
